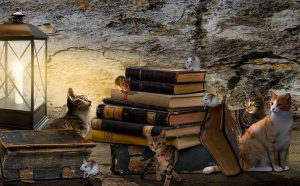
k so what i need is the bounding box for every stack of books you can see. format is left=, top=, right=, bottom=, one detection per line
left=91, top=66, right=207, bottom=150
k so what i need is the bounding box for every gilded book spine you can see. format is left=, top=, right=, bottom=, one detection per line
left=96, top=104, right=170, bottom=126
left=91, top=118, right=165, bottom=137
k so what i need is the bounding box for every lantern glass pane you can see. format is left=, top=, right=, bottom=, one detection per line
left=34, top=40, right=46, bottom=110
left=0, top=41, right=31, bottom=111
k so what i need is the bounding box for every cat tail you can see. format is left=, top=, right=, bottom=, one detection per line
left=203, top=165, right=221, bottom=174
left=140, top=157, right=156, bottom=178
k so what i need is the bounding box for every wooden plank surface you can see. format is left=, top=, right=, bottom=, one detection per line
left=0, top=130, right=95, bottom=149
left=1, top=178, right=89, bottom=186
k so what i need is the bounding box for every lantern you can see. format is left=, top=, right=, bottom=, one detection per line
left=0, top=10, right=48, bottom=129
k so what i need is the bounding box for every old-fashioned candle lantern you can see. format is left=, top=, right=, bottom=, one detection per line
left=0, top=10, right=48, bottom=129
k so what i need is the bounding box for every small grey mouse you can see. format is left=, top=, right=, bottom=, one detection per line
left=80, top=159, right=100, bottom=178
left=185, top=56, right=201, bottom=71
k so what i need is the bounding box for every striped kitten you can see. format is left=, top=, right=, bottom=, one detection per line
left=142, top=131, right=181, bottom=186
left=240, top=89, right=266, bottom=132
left=203, top=91, right=293, bottom=174
left=44, top=88, right=92, bottom=138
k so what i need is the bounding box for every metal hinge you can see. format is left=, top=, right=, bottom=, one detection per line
left=62, top=167, right=76, bottom=178
left=19, top=168, right=34, bottom=183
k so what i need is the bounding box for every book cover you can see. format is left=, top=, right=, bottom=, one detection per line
left=130, top=80, right=205, bottom=95
left=91, top=118, right=201, bottom=138
left=91, top=129, right=201, bottom=150
left=96, top=104, right=207, bottom=126
left=102, top=98, right=205, bottom=112
left=125, top=66, right=206, bottom=83
left=199, top=104, right=241, bottom=176
left=110, top=89, right=205, bottom=108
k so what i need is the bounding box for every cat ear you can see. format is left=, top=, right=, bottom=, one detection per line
left=284, top=93, right=291, bottom=103
left=159, top=130, right=166, bottom=138
left=68, top=88, right=76, bottom=99
left=83, top=159, right=87, bottom=164
left=269, top=91, right=277, bottom=99
left=254, top=88, right=262, bottom=98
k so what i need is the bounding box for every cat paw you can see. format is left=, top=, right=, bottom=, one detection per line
left=156, top=176, right=162, bottom=182
left=175, top=177, right=182, bottom=182
left=283, top=166, right=289, bottom=171
left=203, top=167, right=214, bottom=174
left=273, top=166, right=283, bottom=172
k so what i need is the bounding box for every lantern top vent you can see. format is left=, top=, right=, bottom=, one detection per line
left=11, top=8, right=25, bottom=23
left=0, top=8, right=48, bottom=40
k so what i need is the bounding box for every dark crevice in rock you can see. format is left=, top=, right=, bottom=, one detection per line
left=207, top=61, right=299, bottom=71
left=107, top=17, right=159, bottom=34
left=48, top=46, right=102, bottom=63
left=147, top=0, right=166, bottom=11
left=232, top=51, right=292, bottom=69
left=192, top=0, right=208, bottom=53
left=227, top=75, right=240, bottom=90
left=236, top=0, right=293, bottom=18
left=285, top=25, right=300, bottom=35
left=227, top=69, right=245, bottom=90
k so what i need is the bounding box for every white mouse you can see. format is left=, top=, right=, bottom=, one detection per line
left=202, top=93, right=220, bottom=108
left=80, top=159, right=100, bottom=178
left=185, top=56, right=201, bottom=71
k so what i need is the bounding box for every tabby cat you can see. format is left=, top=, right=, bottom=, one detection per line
left=203, top=91, right=293, bottom=174
left=44, top=88, right=92, bottom=138
left=142, top=130, right=181, bottom=186
left=239, top=88, right=266, bottom=132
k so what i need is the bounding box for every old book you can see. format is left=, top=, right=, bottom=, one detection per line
left=102, top=98, right=204, bottom=112
left=111, top=88, right=205, bottom=108
left=110, top=144, right=214, bottom=174
left=97, top=104, right=206, bottom=126
left=0, top=130, right=95, bottom=182
left=91, top=118, right=201, bottom=138
left=130, top=80, right=205, bottom=95
left=91, top=129, right=201, bottom=150
left=199, top=104, right=241, bottom=176
left=125, top=66, right=206, bottom=83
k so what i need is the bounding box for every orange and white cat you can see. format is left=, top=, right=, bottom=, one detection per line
left=203, top=91, right=293, bottom=174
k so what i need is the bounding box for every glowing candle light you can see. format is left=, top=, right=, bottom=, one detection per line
left=13, top=61, right=24, bottom=104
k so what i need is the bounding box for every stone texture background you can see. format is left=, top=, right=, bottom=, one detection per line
left=0, top=0, right=299, bottom=125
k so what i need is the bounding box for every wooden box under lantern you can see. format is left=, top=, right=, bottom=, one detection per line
left=0, top=129, right=95, bottom=182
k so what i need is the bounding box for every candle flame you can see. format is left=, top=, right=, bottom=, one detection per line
left=13, top=61, right=24, bottom=104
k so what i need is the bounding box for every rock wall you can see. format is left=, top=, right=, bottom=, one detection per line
left=0, top=0, right=299, bottom=124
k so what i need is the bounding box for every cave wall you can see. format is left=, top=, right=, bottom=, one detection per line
left=0, top=0, right=299, bottom=124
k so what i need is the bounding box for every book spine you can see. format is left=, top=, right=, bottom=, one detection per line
left=126, top=68, right=177, bottom=83
left=172, top=136, right=201, bottom=150
left=91, top=130, right=198, bottom=150
left=130, top=80, right=175, bottom=94
left=110, top=89, right=170, bottom=108
left=97, top=104, right=170, bottom=126
left=91, top=118, right=165, bottom=136
left=91, top=130, right=148, bottom=146
left=102, top=98, right=169, bottom=111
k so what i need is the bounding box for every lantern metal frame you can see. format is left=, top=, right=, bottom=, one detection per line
left=0, top=23, right=48, bottom=129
